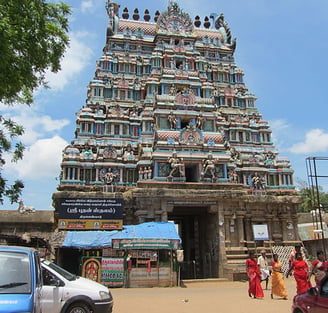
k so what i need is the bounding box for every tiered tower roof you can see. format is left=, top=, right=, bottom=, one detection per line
left=58, top=1, right=294, bottom=192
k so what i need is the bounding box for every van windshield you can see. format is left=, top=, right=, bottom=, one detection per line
left=42, top=260, right=77, bottom=281
left=0, top=251, right=31, bottom=294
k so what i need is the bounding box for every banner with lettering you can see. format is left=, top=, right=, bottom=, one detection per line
left=112, top=238, right=180, bottom=249
left=57, top=198, right=123, bottom=230
left=101, top=258, right=125, bottom=287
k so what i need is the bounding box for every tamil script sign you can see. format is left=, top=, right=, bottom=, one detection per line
left=101, top=258, right=125, bottom=287
left=57, top=198, right=123, bottom=230
left=112, top=238, right=180, bottom=250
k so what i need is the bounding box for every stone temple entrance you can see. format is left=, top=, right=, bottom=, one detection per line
left=168, top=206, right=219, bottom=279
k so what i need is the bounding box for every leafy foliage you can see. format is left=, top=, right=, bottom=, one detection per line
left=298, top=187, right=314, bottom=213
left=0, top=0, right=71, bottom=204
left=297, top=180, right=328, bottom=213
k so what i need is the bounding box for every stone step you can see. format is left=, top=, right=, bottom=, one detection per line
left=226, top=259, right=247, bottom=265
left=226, top=254, right=248, bottom=259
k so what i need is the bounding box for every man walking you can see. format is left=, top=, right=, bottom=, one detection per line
left=258, top=249, right=270, bottom=290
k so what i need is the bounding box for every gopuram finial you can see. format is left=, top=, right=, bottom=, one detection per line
left=106, top=1, right=119, bottom=36
left=168, top=0, right=179, bottom=10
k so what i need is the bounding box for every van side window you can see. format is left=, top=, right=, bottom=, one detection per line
left=42, top=268, right=57, bottom=286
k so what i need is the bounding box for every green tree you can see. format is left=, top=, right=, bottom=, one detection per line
left=0, top=0, right=71, bottom=204
left=297, top=179, right=328, bottom=213
left=298, top=187, right=314, bottom=213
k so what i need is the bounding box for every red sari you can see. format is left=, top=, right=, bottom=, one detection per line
left=312, top=260, right=328, bottom=285
left=246, top=258, right=264, bottom=298
left=291, top=260, right=312, bottom=294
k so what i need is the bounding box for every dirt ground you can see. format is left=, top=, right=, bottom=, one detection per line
left=111, top=277, right=301, bottom=313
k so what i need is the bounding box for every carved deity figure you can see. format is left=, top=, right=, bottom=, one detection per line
left=168, top=152, right=185, bottom=177
left=229, top=147, right=240, bottom=163
left=104, top=168, right=118, bottom=185
left=82, top=144, right=93, bottom=160
left=122, top=144, right=135, bottom=161
left=202, top=154, right=216, bottom=180
left=251, top=173, right=265, bottom=190
left=169, top=85, right=177, bottom=96
left=196, top=114, right=205, bottom=130
left=145, top=166, right=152, bottom=179
left=228, top=168, right=238, bottom=183
left=264, top=151, right=275, bottom=167
left=168, top=111, right=177, bottom=129
left=138, top=167, right=144, bottom=180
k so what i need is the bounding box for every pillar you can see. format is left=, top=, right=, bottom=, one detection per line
left=236, top=214, right=245, bottom=244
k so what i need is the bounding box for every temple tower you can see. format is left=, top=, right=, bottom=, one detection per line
left=53, top=1, right=301, bottom=280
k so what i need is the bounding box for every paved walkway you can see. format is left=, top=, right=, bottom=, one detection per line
left=111, top=277, right=301, bottom=313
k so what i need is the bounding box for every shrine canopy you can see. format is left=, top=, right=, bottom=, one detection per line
left=62, top=222, right=181, bottom=249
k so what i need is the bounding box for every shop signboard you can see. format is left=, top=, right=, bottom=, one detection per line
left=57, top=198, right=123, bottom=230
left=101, top=258, right=125, bottom=287
left=112, top=238, right=180, bottom=249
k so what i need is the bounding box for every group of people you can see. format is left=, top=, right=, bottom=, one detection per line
left=246, top=245, right=328, bottom=300
left=246, top=250, right=287, bottom=300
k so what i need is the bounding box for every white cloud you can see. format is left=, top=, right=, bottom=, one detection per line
left=269, top=119, right=290, bottom=132
left=267, top=118, right=291, bottom=151
left=6, top=136, right=68, bottom=180
left=81, top=0, right=94, bottom=13
left=2, top=107, right=70, bottom=145
left=45, top=31, right=94, bottom=91
left=20, top=116, right=70, bottom=145
left=288, top=129, right=328, bottom=154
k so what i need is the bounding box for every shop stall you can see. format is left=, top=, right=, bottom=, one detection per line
left=61, top=222, right=181, bottom=287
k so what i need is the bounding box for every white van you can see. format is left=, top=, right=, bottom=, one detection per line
left=41, top=259, right=113, bottom=313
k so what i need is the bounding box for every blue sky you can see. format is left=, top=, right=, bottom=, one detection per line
left=2, top=0, right=328, bottom=210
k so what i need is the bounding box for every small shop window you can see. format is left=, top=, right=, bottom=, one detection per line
left=129, top=250, right=158, bottom=268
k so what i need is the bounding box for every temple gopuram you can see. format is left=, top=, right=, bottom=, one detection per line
left=53, top=1, right=301, bottom=281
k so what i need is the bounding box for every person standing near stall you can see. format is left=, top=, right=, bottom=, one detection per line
left=246, top=251, right=264, bottom=299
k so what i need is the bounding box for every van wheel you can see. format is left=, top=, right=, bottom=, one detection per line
left=66, top=302, right=91, bottom=313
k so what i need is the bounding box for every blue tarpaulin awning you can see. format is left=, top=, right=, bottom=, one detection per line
left=62, top=222, right=181, bottom=249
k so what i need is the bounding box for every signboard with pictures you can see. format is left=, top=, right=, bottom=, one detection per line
left=252, top=224, right=269, bottom=241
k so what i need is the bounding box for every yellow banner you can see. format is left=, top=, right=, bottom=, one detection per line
left=58, top=219, right=123, bottom=230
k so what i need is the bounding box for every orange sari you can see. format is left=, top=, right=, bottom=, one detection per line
left=271, top=261, right=287, bottom=298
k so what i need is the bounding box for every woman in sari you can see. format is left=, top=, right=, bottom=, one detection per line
left=270, top=254, right=288, bottom=299
left=287, top=252, right=312, bottom=295
left=246, top=251, right=264, bottom=299
left=311, top=250, right=328, bottom=286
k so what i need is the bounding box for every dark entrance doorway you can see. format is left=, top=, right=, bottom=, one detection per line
left=185, top=163, right=199, bottom=182
left=57, top=248, right=82, bottom=275
left=169, top=206, right=218, bottom=279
